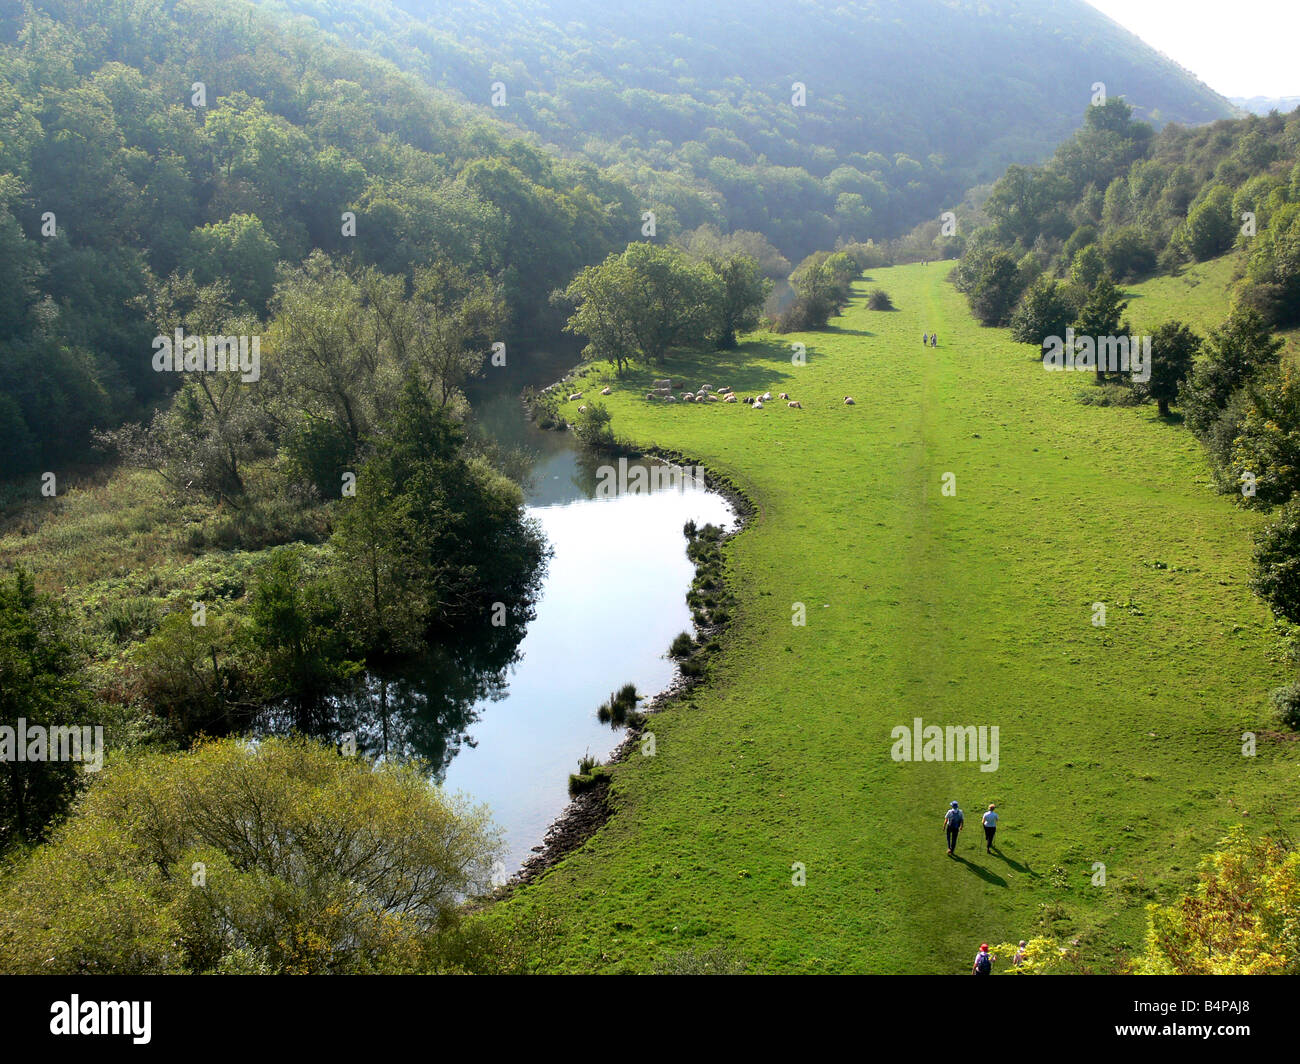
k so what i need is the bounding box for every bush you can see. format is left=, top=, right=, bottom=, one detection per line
left=669, top=631, right=694, bottom=658
left=1269, top=683, right=1300, bottom=729
left=0, top=736, right=501, bottom=973
left=866, top=287, right=895, bottom=310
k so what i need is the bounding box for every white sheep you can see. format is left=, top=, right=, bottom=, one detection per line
left=761, top=391, right=773, bottom=401
left=788, top=400, right=802, bottom=409
left=568, top=392, right=583, bottom=401
left=753, top=400, right=764, bottom=410
left=601, top=386, right=611, bottom=395
left=724, top=394, right=737, bottom=403
left=843, top=396, right=856, bottom=405
left=779, top=392, right=789, bottom=400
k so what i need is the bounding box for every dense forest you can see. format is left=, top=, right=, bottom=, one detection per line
left=0, top=0, right=643, bottom=475
left=268, top=0, right=1234, bottom=257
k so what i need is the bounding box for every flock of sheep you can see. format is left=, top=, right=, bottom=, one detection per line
left=564, top=382, right=856, bottom=412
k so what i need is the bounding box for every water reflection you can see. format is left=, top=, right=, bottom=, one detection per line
left=262, top=359, right=735, bottom=872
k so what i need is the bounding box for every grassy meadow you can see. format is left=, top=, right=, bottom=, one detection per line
left=495, top=260, right=1300, bottom=973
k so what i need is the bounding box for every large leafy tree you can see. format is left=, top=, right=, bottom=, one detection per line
left=561, top=242, right=722, bottom=372
left=0, top=736, right=501, bottom=974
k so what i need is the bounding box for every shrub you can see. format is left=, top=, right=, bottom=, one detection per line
left=669, top=631, right=694, bottom=658
left=1269, top=683, right=1300, bottom=729
left=866, top=287, right=895, bottom=310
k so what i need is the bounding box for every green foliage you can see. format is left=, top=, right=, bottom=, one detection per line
left=1179, top=307, right=1284, bottom=437
left=1130, top=828, right=1300, bottom=974
left=1009, top=276, right=1079, bottom=349
left=1268, top=683, right=1300, bottom=730
left=1144, top=320, right=1200, bottom=416
left=0, top=736, right=502, bottom=973
left=1179, top=184, right=1237, bottom=261
left=1251, top=498, right=1300, bottom=626
left=0, top=569, right=95, bottom=848
left=560, top=243, right=724, bottom=372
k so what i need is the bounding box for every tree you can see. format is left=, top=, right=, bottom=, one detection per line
left=1145, top=320, right=1200, bottom=416
left=1009, top=277, right=1078, bottom=351
left=1179, top=307, right=1284, bottom=436
left=188, top=213, right=280, bottom=312
left=0, top=570, right=94, bottom=848
left=1251, top=498, right=1300, bottom=623
left=1228, top=365, right=1300, bottom=506
left=1130, top=828, right=1299, bottom=974
left=0, top=737, right=501, bottom=973
left=1179, top=184, right=1237, bottom=262
left=1072, top=277, right=1130, bottom=381
left=704, top=253, right=769, bottom=348
left=969, top=250, right=1024, bottom=327
left=561, top=243, right=720, bottom=372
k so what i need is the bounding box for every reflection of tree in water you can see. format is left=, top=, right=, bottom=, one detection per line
left=257, top=604, right=534, bottom=780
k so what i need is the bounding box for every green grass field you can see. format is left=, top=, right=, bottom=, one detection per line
left=496, top=260, right=1300, bottom=973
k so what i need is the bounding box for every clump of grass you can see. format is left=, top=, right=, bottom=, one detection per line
left=569, top=751, right=612, bottom=795
left=669, top=631, right=694, bottom=658
left=597, top=683, right=641, bottom=728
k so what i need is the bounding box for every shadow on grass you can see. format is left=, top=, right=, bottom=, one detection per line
left=951, top=853, right=1008, bottom=887
left=989, top=848, right=1037, bottom=877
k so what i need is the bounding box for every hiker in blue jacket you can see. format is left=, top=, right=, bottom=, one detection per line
left=943, top=800, right=964, bottom=855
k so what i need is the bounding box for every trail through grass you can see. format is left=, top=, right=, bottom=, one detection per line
left=497, top=261, right=1300, bottom=973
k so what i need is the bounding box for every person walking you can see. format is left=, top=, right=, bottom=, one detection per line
left=982, top=803, right=998, bottom=853
left=972, top=943, right=995, bottom=975
left=930, top=332, right=938, bottom=347
left=1012, top=940, right=1028, bottom=967
left=943, top=800, right=964, bottom=855
left=922, top=332, right=929, bottom=346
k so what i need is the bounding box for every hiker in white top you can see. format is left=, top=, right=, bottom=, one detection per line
left=982, top=804, right=998, bottom=853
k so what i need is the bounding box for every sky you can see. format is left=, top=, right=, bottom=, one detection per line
left=1085, top=0, right=1300, bottom=99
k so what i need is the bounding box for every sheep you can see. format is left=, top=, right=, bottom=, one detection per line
left=665, top=395, right=677, bottom=403
left=645, top=392, right=656, bottom=401
left=699, top=384, right=712, bottom=393
left=578, top=405, right=587, bottom=413
left=724, top=394, right=738, bottom=403
left=753, top=400, right=764, bottom=410
left=843, top=396, right=856, bottom=405
left=761, top=391, right=773, bottom=401
left=706, top=393, right=719, bottom=402
left=601, top=387, right=612, bottom=395
left=779, top=392, right=789, bottom=400
left=654, top=379, right=672, bottom=390
left=568, top=392, right=583, bottom=401
left=788, top=400, right=802, bottom=409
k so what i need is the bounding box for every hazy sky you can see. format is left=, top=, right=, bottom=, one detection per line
left=1086, top=0, right=1300, bottom=98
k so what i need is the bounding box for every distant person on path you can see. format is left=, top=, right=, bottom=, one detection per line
left=1012, top=940, right=1028, bottom=967
left=930, top=333, right=938, bottom=347
left=972, top=943, right=995, bottom=975
left=982, top=804, right=998, bottom=853
left=922, top=332, right=929, bottom=345
left=944, top=800, right=964, bottom=855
